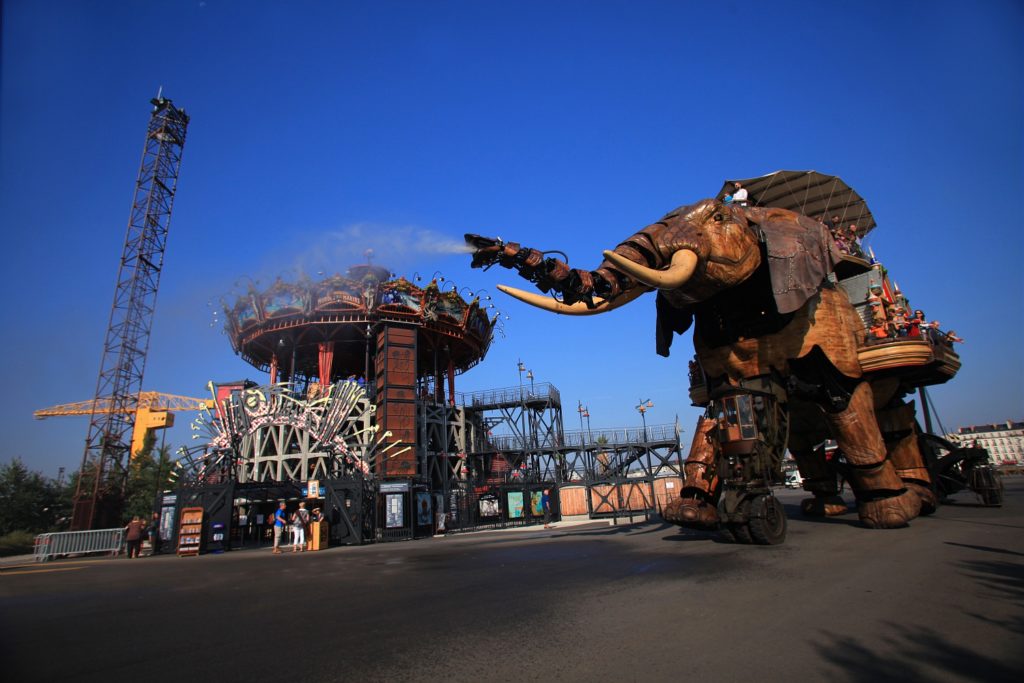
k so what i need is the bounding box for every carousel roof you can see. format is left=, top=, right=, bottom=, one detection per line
left=223, top=265, right=496, bottom=378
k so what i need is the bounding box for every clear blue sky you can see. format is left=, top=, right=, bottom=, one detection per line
left=2, top=0, right=1021, bottom=476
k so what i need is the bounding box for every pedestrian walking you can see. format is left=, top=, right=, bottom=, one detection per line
left=148, top=512, right=161, bottom=555
left=542, top=489, right=553, bottom=529
left=292, top=501, right=310, bottom=552
left=124, top=516, right=145, bottom=559
left=272, top=501, right=288, bottom=554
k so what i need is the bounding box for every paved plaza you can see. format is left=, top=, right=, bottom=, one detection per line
left=2, top=481, right=1022, bottom=682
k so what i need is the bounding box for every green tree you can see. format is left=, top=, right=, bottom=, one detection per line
left=123, top=441, right=177, bottom=522
left=0, top=458, right=63, bottom=535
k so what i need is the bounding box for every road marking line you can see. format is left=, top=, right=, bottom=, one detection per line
left=0, top=560, right=102, bottom=571
left=1, top=566, right=86, bottom=577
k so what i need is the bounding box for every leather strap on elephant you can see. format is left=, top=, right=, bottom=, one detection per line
left=846, top=461, right=906, bottom=501
left=786, top=347, right=860, bottom=414
left=742, top=207, right=842, bottom=315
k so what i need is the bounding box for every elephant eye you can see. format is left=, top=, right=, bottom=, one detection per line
left=713, top=213, right=724, bottom=222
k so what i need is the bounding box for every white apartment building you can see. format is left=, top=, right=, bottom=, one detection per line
left=946, top=420, right=1024, bottom=465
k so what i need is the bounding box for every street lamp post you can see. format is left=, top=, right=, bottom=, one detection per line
left=517, top=360, right=527, bottom=451
left=577, top=401, right=586, bottom=446
left=635, top=399, right=654, bottom=443
left=635, top=398, right=655, bottom=520
left=578, top=401, right=592, bottom=447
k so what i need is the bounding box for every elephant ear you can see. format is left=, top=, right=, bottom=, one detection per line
left=742, top=207, right=842, bottom=314
left=655, top=291, right=693, bottom=357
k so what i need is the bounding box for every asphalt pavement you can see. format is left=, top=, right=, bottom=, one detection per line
left=2, top=480, right=1022, bottom=682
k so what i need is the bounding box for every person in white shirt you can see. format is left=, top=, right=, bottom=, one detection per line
left=731, top=182, right=748, bottom=206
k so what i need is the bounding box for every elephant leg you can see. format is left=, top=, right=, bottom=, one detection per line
left=663, top=416, right=720, bottom=528
left=788, top=404, right=847, bottom=517
left=825, top=382, right=920, bottom=528
left=877, top=400, right=937, bottom=515
left=791, top=446, right=848, bottom=517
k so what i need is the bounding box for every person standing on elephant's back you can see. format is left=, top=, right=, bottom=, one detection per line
left=732, top=182, right=748, bottom=206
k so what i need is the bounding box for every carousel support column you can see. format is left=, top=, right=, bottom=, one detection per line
left=318, top=342, right=334, bottom=388
left=364, top=324, right=373, bottom=395
left=447, top=359, right=456, bottom=407
left=434, top=344, right=444, bottom=404
left=290, top=343, right=297, bottom=386
left=270, top=355, right=279, bottom=385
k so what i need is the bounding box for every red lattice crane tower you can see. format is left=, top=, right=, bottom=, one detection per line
left=71, top=95, right=190, bottom=530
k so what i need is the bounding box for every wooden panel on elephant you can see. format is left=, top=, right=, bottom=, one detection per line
left=558, top=486, right=589, bottom=516
left=696, top=287, right=864, bottom=380
left=653, top=477, right=683, bottom=512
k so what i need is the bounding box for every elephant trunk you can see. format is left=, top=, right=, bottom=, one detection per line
left=464, top=223, right=700, bottom=315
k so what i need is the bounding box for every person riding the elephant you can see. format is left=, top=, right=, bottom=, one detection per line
left=907, top=309, right=924, bottom=338
left=733, top=181, right=749, bottom=205
left=867, top=295, right=891, bottom=340
left=892, top=306, right=909, bottom=337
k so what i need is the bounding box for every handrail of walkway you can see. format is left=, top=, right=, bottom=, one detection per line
left=475, top=423, right=680, bottom=452
left=456, top=383, right=560, bottom=407
left=33, top=528, right=124, bottom=563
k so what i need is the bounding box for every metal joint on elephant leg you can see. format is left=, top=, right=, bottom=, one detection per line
left=801, top=476, right=839, bottom=496
left=786, top=348, right=859, bottom=414
left=847, top=461, right=907, bottom=501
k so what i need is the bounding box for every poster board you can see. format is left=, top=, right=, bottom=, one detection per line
left=177, top=507, right=204, bottom=556
left=507, top=491, right=524, bottom=519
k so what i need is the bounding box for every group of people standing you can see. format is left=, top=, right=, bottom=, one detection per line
left=817, top=214, right=867, bottom=259
left=271, top=501, right=322, bottom=554
left=865, top=282, right=964, bottom=346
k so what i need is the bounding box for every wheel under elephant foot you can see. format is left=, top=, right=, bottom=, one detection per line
left=799, top=495, right=848, bottom=517
left=903, top=482, right=938, bottom=516
left=857, top=489, right=922, bottom=529
left=663, top=496, right=720, bottom=529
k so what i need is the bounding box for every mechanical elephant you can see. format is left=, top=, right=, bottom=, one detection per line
left=466, top=198, right=936, bottom=541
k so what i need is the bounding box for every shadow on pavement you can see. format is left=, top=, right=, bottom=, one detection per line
left=945, top=542, right=1024, bottom=557
left=813, top=620, right=1023, bottom=683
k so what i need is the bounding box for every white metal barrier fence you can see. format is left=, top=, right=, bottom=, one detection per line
left=33, top=528, right=125, bottom=563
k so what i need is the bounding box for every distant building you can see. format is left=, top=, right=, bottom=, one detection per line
left=946, top=420, right=1024, bottom=465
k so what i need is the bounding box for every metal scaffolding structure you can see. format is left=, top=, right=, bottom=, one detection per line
left=71, top=96, right=190, bottom=530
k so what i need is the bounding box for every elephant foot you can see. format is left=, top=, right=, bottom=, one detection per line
left=663, top=497, right=720, bottom=529
left=857, top=489, right=921, bottom=529
left=800, top=495, right=848, bottom=517
left=904, top=481, right=938, bottom=516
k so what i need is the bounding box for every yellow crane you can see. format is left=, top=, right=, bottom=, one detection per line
left=35, top=392, right=213, bottom=460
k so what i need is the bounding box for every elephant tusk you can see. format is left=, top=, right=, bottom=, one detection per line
left=601, top=248, right=698, bottom=290
left=496, top=284, right=647, bottom=315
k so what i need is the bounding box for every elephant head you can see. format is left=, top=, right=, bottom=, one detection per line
left=466, top=199, right=842, bottom=356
